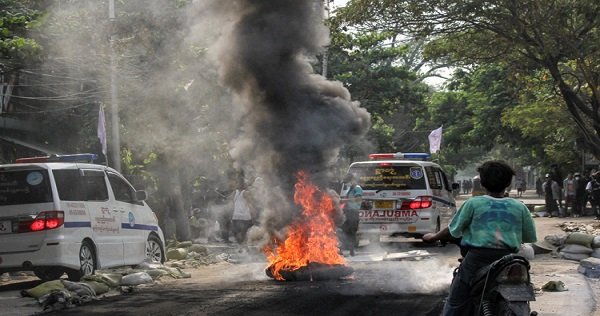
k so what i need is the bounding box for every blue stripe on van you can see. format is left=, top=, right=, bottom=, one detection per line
left=64, top=221, right=92, bottom=228
left=432, top=196, right=456, bottom=207
left=121, top=223, right=159, bottom=231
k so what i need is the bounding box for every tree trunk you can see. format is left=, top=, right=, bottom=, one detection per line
left=169, top=168, right=191, bottom=241
left=547, top=62, right=600, bottom=159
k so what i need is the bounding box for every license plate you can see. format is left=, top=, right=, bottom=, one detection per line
left=498, top=284, right=536, bottom=301
left=0, top=220, right=11, bottom=234
left=374, top=200, right=394, bottom=208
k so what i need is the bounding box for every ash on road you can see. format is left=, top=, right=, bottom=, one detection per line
left=42, top=249, right=453, bottom=316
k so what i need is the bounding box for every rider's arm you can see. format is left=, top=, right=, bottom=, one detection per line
left=522, top=206, right=538, bottom=243
left=422, top=226, right=451, bottom=242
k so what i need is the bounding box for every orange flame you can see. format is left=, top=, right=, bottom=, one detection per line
left=263, top=171, right=346, bottom=280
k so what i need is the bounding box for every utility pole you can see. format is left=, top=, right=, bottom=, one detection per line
left=321, top=0, right=331, bottom=78
left=109, top=0, right=121, bottom=171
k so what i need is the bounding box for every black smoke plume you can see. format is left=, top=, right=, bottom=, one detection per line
left=211, top=0, right=371, bottom=239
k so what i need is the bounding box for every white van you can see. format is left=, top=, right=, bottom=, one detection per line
left=0, top=154, right=165, bottom=281
left=341, top=153, right=458, bottom=240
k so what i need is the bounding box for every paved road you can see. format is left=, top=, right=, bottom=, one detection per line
left=1, top=188, right=596, bottom=316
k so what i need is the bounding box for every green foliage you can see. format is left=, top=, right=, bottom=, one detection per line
left=326, top=21, right=432, bottom=155
left=337, top=0, right=600, bottom=169
left=0, top=0, right=42, bottom=61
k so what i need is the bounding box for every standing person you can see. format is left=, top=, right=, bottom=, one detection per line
left=563, top=173, right=576, bottom=217
left=574, top=173, right=587, bottom=217
left=341, top=174, right=363, bottom=256
left=516, top=178, right=526, bottom=197
left=422, top=160, right=537, bottom=316
left=536, top=177, right=543, bottom=198
left=231, top=180, right=254, bottom=245
left=550, top=164, right=564, bottom=210
left=214, top=179, right=236, bottom=244
left=469, top=179, right=473, bottom=194
left=586, top=172, right=600, bottom=220
left=543, top=174, right=560, bottom=218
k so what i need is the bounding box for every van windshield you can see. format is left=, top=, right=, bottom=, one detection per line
left=349, top=164, right=427, bottom=190
left=0, top=169, right=53, bottom=205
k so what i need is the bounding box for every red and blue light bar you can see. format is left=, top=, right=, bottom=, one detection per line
left=369, top=152, right=431, bottom=161
left=15, top=153, right=99, bottom=164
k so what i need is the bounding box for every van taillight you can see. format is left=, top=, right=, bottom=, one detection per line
left=28, top=211, right=64, bottom=232
left=399, top=196, right=433, bottom=210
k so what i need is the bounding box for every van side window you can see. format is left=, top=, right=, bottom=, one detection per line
left=54, top=170, right=85, bottom=201
left=107, top=172, right=136, bottom=203
left=83, top=170, right=109, bottom=201
left=437, top=169, right=451, bottom=191
left=425, top=167, right=442, bottom=189
left=54, top=169, right=108, bottom=201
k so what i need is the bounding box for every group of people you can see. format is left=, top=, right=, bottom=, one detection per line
left=541, top=169, right=600, bottom=219
left=515, top=177, right=527, bottom=197
left=460, top=179, right=473, bottom=195
left=190, top=176, right=264, bottom=246
left=192, top=173, right=364, bottom=256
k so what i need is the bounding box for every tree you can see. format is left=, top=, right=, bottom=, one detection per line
left=7, top=0, right=237, bottom=240
left=326, top=17, right=432, bottom=155
left=0, top=0, right=42, bottom=64
left=339, top=0, right=600, bottom=159
left=421, top=64, right=580, bottom=171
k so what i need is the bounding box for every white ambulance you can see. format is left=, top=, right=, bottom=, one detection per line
left=341, top=153, right=459, bottom=240
left=0, top=154, right=165, bottom=281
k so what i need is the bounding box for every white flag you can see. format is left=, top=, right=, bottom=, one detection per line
left=97, top=105, right=107, bottom=156
left=428, top=126, right=443, bottom=154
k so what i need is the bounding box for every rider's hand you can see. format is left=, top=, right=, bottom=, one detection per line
left=422, top=233, right=437, bottom=243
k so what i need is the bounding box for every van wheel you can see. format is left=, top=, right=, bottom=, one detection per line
left=33, top=267, right=64, bottom=281
left=67, top=240, right=96, bottom=281
left=146, top=235, right=165, bottom=263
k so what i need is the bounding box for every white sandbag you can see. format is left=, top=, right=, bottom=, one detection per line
left=120, top=272, right=153, bottom=286
left=561, top=244, right=593, bottom=254
left=517, top=243, right=535, bottom=260
left=592, top=236, right=600, bottom=248
left=560, top=252, right=590, bottom=261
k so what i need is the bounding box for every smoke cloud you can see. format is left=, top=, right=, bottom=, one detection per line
left=210, top=0, right=371, bottom=240
left=28, top=0, right=370, bottom=242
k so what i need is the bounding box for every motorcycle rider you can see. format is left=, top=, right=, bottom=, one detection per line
left=423, top=160, right=537, bottom=315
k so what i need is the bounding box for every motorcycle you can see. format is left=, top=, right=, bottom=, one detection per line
left=440, top=238, right=537, bottom=316
left=467, top=253, right=536, bottom=316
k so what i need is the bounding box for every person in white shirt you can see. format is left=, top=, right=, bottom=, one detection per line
left=586, top=172, right=600, bottom=220
left=232, top=180, right=254, bottom=244
left=563, top=173, right=576, bottom=217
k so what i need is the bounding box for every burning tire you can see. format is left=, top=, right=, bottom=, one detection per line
left=266, top=262, right=354, bottom=281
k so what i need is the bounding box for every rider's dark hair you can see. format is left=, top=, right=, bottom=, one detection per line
left=477, top=160, right=515, bottom=194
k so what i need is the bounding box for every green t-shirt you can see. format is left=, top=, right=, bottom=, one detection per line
left=448, top=195, right=537, bottom=251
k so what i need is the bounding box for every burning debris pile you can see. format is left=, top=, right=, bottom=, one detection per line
left=263, top=172, right=353, bottom=281
left=210, top=0, right=371, bottom=280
